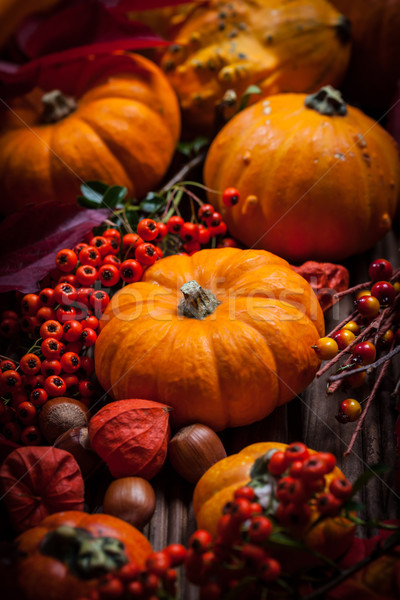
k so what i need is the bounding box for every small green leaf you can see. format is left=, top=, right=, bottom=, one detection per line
left=381, top=531, right=400, bottom=552
left=250, top=449, right=277, bottom=479
left=101, top=185, right=127, bottom=209
left=77, top=195, right=103, bottom=209
left=177, top=136, right=209, bottom=157
left=140, top=193, right=166, bottom=215
left=268, top=531, right=306, bottom=549
left=81, top=180, right=109, bottom=203
left=239, top=85, right=262, bottom=111
left=343, top=500, right=365, bottom=514
left=351, top=463, right=389, bottom=496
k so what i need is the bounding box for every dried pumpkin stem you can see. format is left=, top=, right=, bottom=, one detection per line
left=41, top=90, right=77, bottom=123
left=178, top=281, right=220, bottom=320
left=304, top=86, right=347, bottom=116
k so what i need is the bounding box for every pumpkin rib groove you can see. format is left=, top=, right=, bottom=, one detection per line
left=77, top=99, right=178, bottom=198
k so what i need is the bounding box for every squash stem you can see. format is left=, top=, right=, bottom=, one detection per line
left=178, top=280, right=220, bottom=320
left=41, top=90, right=77, bottom=123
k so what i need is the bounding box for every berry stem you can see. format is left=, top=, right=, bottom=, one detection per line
left=159, top=152, right=206, bottom=193
left=328, top=344, right=400, bottom=384
left=316, top=318, right=383, bottom=378
left=327, top=309, right=361, bottom=338
left=343, top=339, right=396, bottom=457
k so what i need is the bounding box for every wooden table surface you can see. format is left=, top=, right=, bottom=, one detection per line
left=86, top=228, right=400, bottom=599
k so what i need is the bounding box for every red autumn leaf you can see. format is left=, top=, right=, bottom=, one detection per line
left=0, top=446, right=85, bottom=533
left=0, top=203, right=110, bottom=294
left=0, top=0, right=171, bottom=98
left=292, top=261, right=349, bottom=312
left=88, top=399, right=171, bottom=479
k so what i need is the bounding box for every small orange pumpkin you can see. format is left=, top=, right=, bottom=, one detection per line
left=160, top=0, right=351, bottom=134
left=204, top=86, right=400, bottom=262
left=95, top=247, right=324, bottom=431
left=193, top=441, right=356, bottom=563
left=13, top=511, right=153, bottom=600
left=0, top=53, right=181, bottom=214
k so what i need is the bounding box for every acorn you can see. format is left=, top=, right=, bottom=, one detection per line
left=168, top=423, right=227, bottom=484
left=38, top=397, right=89, bottom=443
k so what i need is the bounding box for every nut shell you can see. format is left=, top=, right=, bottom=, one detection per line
left=168, top=423, right=227, bottom=484
left=38, top=397, right=89, bottom=443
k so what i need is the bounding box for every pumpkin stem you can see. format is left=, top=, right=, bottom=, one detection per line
left=41, top=90, right=77, bottom=123
left=40, top=525, right=128, bottom=579
left=304, top=86, right=347, bottom=117
left=178, top=280, right=220, bottom=320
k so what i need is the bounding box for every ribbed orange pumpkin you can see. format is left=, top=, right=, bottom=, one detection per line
left=95, top=248, right=324, bottom=431
left=330, top=0, right=400, bottom=110
left=160, top=0, right=351, bottom=134
left=13, top=511, right=152, bottom=600
left=0, top=53, right=181, bottom=214
left=204, top=86, right=400, bottom=262
left=193, top=442, right=356, bottom=563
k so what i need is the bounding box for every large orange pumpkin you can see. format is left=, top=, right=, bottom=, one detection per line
left=330, top=0, right=400, bottom=111
left=160, top=0, right=351, bottom=134
left=193, top=442, right=356, bottom=563
left=204, top=86, right=400, bottom=262
left=13, top=510, right=152, bottom=600
left=95, top=248, right=324, bottom=431
left=0, top=53, right=181, bottom=214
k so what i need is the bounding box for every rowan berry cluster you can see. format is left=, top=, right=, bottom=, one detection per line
left=79, top=544, right=187, bottom=600
left=0, top=191, right=238, bottom=447
left=185, top=442, right=353, bottom=600
left=312, top=258, right=400, bottom=427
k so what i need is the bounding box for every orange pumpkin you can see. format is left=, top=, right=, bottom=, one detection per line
left=193, top=442, right=356, bottom=563
left=0, top=53, right=181, bottom=214
left=95, top=247, right=324, bottom=431
left=13, top=511, right=152, bottom=600
left=204, top=86, right=400, bottom=262
left=330, top=0, right=400, bottom=111
left=160, top=0, right=351, bottom=134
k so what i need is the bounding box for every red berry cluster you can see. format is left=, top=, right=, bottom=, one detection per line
left=78, top=545, right=187, bottom=600
left=185, top=443, right=352, bottom=600
left=312, top=258, right=400, bottom=424
left=0, top=192, right=240, bottom=446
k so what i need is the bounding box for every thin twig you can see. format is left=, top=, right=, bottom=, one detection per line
left=159, top=152, right=207, bottom=193
left=328, top=345, right=400, bottom=384
left=344, top=339, right=397, bottom=457
left=327, top=309, right=361, bottom=338
left=316, top=317, right=383, bottom=378
left=334, top=280, right=373, bottom=299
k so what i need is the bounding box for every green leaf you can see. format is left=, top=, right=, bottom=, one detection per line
left=381, top=531, right=400, bottom=552
left=239, top=84, right=262, bottom=111
left=268, top=531, right=306, bottom=549
left=351, top=463, right=389, bottom=496
left=343, top=500, right=365, bottom=514
left=77, top=195, right=103, bottom=209
left=101, top=185, right=127, bottom=209
left=250, top=449, right=277, bottom=479
left=177, top=136, right=209, bottom=157
left=140, top=193, right=166, bottom=215
left=80, top=180, right=109, bottom=204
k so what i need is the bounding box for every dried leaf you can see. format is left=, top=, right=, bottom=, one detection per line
left=292, top=261, right=349, bottom=312
left=0, top=202, right=110, bottom=293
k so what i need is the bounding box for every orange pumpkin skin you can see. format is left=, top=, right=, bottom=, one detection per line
left=95, top=248, right=324, bottom=431
left=193, top=442, right=356, bottom=563
left=204, top=91, right=400, bottom=262
left=15, top=511, right=153, bottom=600
left=0, top=53, right=181, bottom=214
left=160, top=0, right=351, bottom=134
left=330, top=0, right=400, bottom=110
